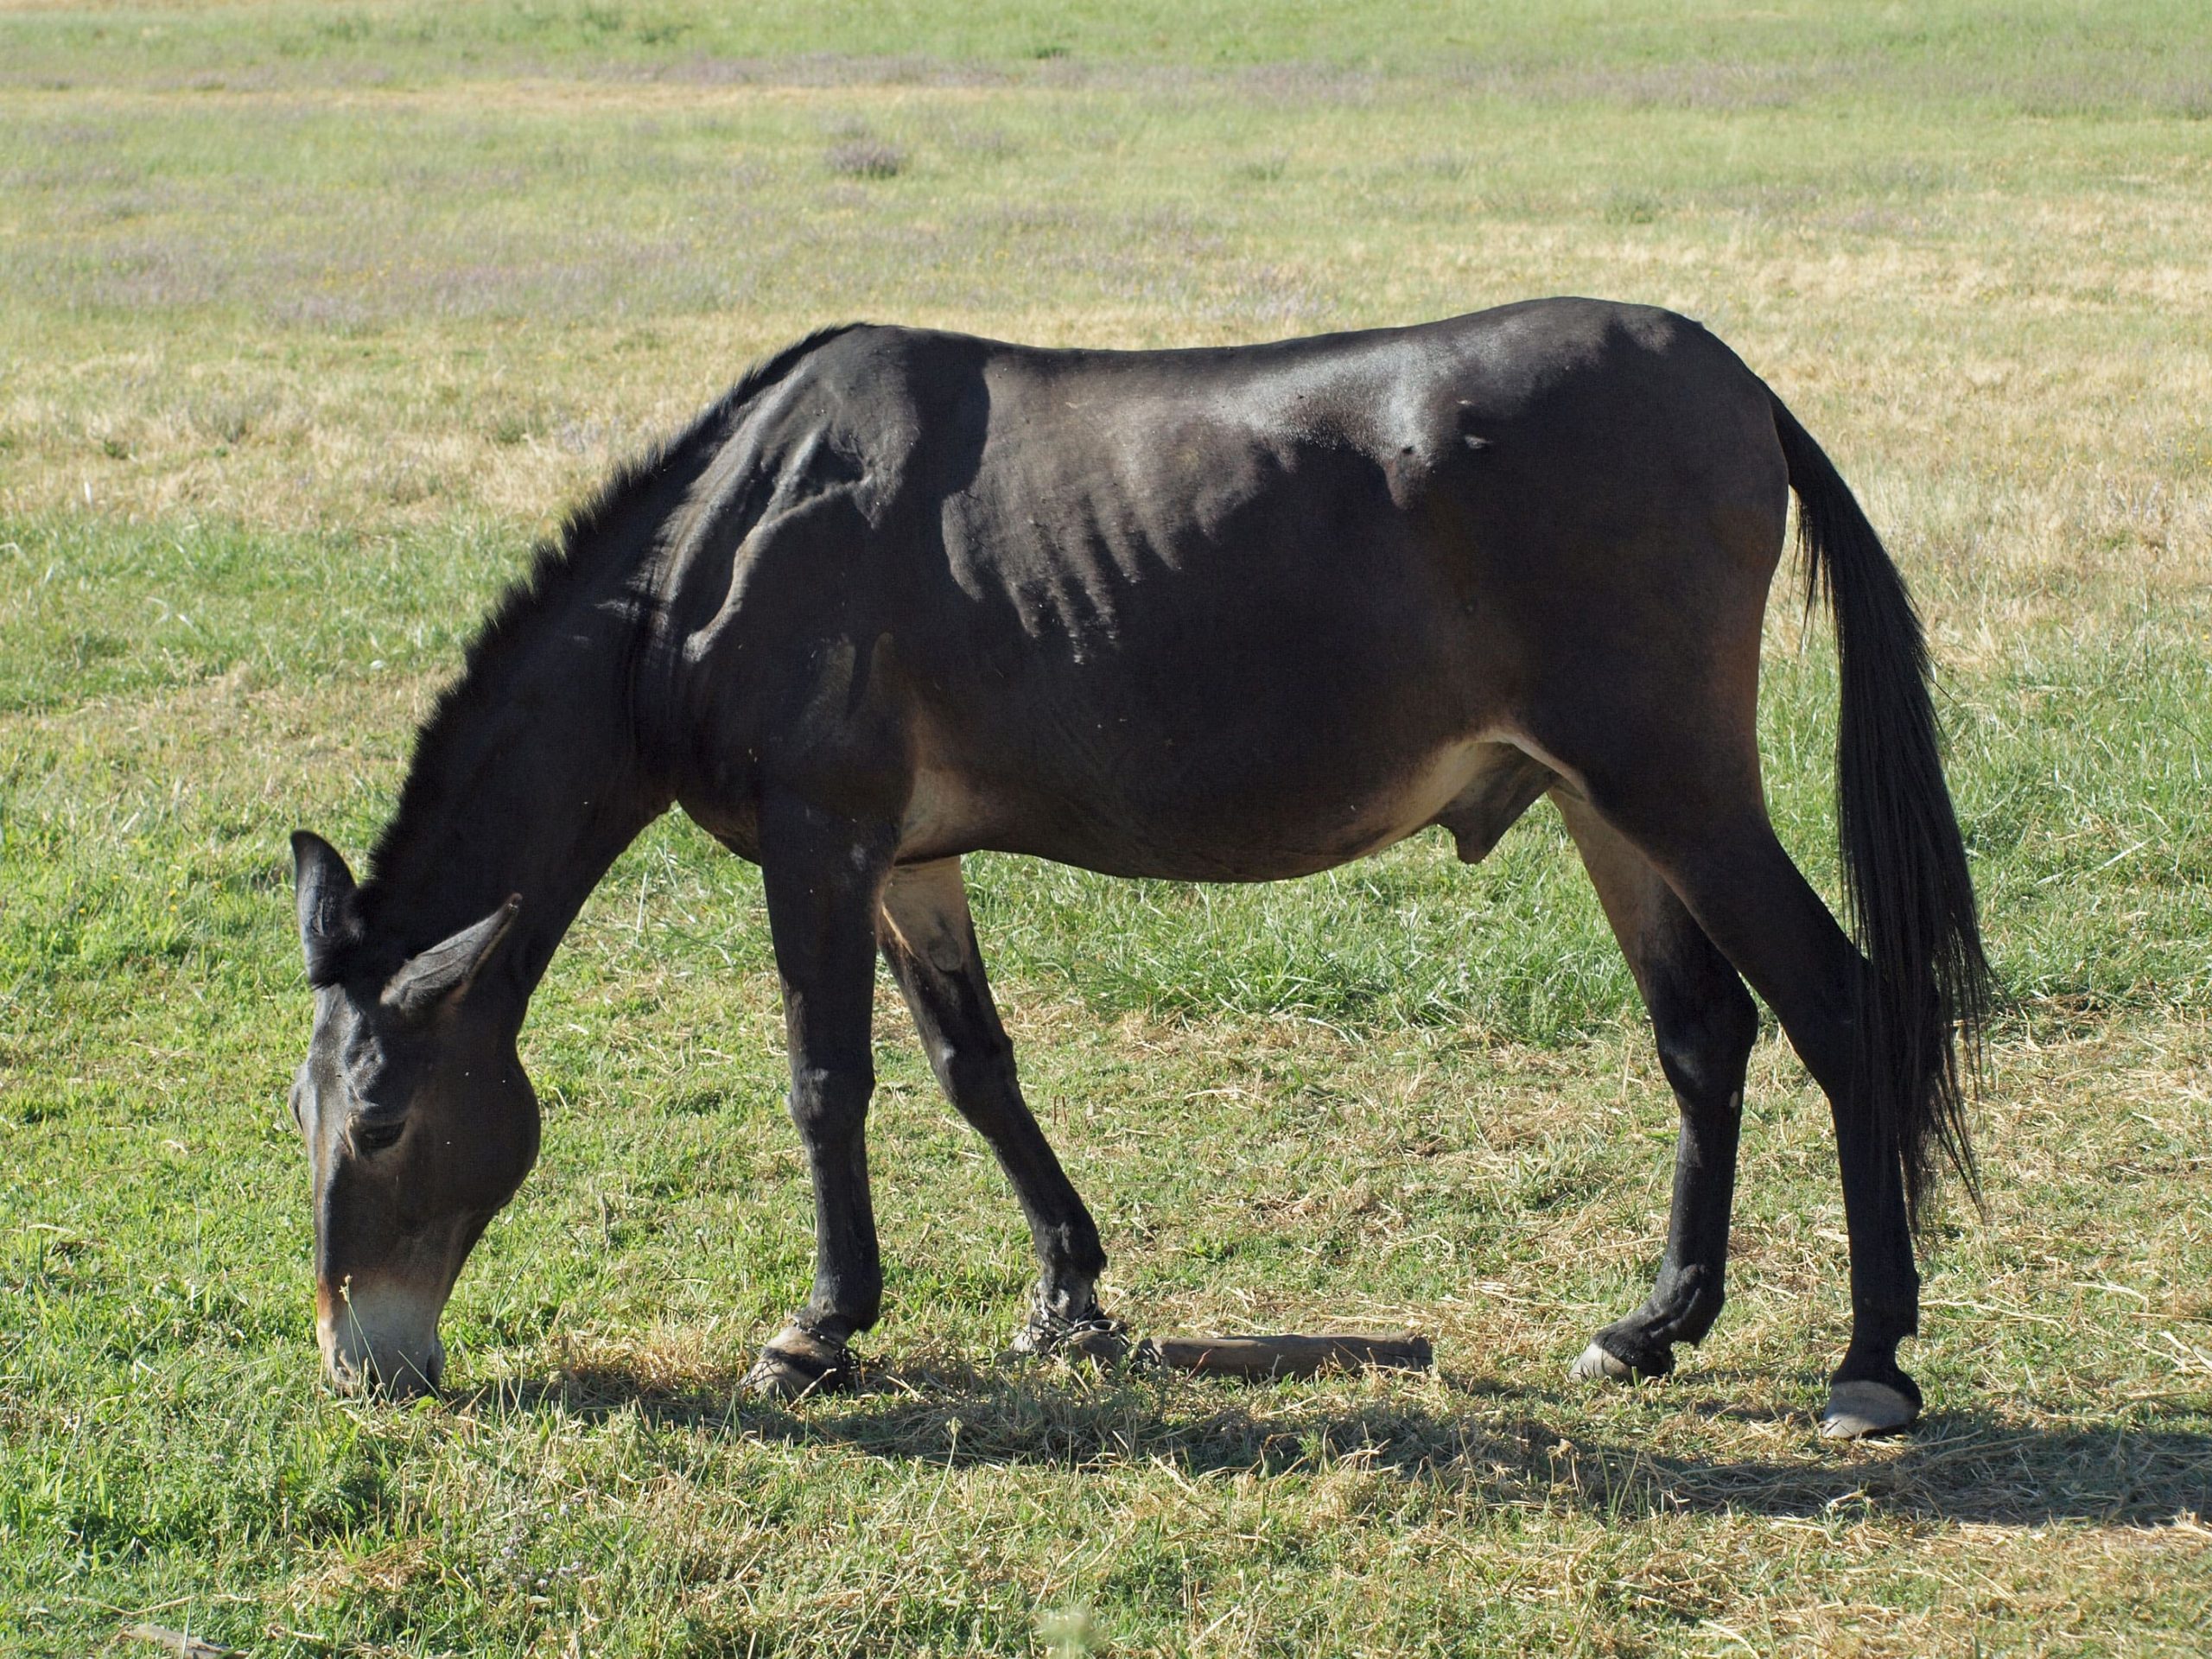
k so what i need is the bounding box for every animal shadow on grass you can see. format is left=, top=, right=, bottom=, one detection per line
left=480, top=1355, right=2212, bottom=1528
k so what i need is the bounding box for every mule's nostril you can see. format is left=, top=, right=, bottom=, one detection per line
left=322, top=1340, right=445, bottom=1397
left=324, top=1352, right=368, bottom=1395
left=317, top=1281, right=448, bottom=1398
left=377, top=1343, right=444, bottom=1397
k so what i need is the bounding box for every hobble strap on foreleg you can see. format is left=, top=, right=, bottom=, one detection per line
left=744, top=1315, right=855, bottom=1400
left=1008, top=1284, right=1129, bottom=1363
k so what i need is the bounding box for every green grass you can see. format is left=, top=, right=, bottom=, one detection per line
left=3, top=3, right=2211, bottom=1655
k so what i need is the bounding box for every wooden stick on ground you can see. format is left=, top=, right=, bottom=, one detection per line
left=1137, top=1331, right=1433, bottom=1379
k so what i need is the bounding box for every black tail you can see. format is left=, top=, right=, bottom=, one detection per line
left=1770, top=391, right=1991, bottom=1231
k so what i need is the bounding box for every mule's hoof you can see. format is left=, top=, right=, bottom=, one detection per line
left=1062, top=1321, right=1132, bottom=1364
left=1571, top=1336, right=1669, bottom=1383
left=1007, top=1297, right=1130, bottom=1366
left=1821, top=1378, right=1918, bottom=1440
left=1008, top=1319, right=1130, bottom=1366
left=1571, top=1341, right=1636, bottom=1382
left=743, top=1323, right=852, bottom=1402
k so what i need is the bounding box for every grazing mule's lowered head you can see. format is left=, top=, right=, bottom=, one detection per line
left=289, top=831, right=538, bottom=1396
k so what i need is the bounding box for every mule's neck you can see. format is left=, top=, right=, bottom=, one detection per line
left=358, top=549, right=678, bottom=1024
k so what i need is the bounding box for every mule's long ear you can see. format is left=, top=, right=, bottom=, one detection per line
left=380, top=896, right=522, bottom=1023
left=293, top=830, right=359, bottom=984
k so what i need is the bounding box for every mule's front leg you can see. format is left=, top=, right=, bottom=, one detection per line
left=745, top=801, right=896, bottom=1401
left=878, top=859, right=1122, bottom=1363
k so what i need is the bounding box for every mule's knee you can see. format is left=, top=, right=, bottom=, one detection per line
left=935, top=1034, right=1015, bottom=1103
left=788, top=1063, right=874, bottom=1143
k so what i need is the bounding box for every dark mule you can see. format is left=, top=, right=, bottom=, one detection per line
left=288, top=298, right=1988, bottom=1437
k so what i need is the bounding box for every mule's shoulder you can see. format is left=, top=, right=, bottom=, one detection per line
left=776, top=322, right=995, bottom=404
left=747, top=323, right=998, bottom=468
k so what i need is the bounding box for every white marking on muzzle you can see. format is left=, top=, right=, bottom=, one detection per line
left=318, top=1276, right=448, bottom=1395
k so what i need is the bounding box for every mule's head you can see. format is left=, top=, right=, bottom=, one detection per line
left=289, top=832, right=539, bottom=1396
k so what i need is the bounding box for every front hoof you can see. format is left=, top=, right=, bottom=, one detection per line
left=1570, top=1341, right=1637, bottom=1382
left=1570, top=1332, right=1673, bottom=1384
left=1821, top=1378, right=1919, bottom=1440
left=1007, top=1296, right=1130, bottom=1366
left=743, top=1323, right=853, bottom=1402
left=1057, top=1320, right=1131, bottom=1364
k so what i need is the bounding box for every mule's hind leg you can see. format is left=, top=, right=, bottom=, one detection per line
left=1554, top=793, right=1758, bottom=1384
left=1586, top=787, right=1923, bottom=1438
left=744, top=796, right=898, bottom=1400
left=878, top=859, right=1121, bottom=1360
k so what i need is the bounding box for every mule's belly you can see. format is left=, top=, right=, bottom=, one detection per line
left=896, top=732, right=1541, bottom=880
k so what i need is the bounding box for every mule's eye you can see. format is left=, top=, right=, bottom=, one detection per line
left=352, top=1115, right=407, bottom=1154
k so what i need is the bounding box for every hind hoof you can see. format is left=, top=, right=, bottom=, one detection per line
left=743, top=1323, right=853, bottom=1402
left=1821, top=1378, right=1918, bottom=1439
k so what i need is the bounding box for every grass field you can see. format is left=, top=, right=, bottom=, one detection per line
left=3, top=3, right=2210, bottom=1653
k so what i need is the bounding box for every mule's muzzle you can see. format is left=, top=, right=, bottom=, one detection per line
left=317, top=1279, right=448, bottom=1398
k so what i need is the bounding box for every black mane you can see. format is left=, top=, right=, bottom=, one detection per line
left=360, top=323, right=860, bottom=901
